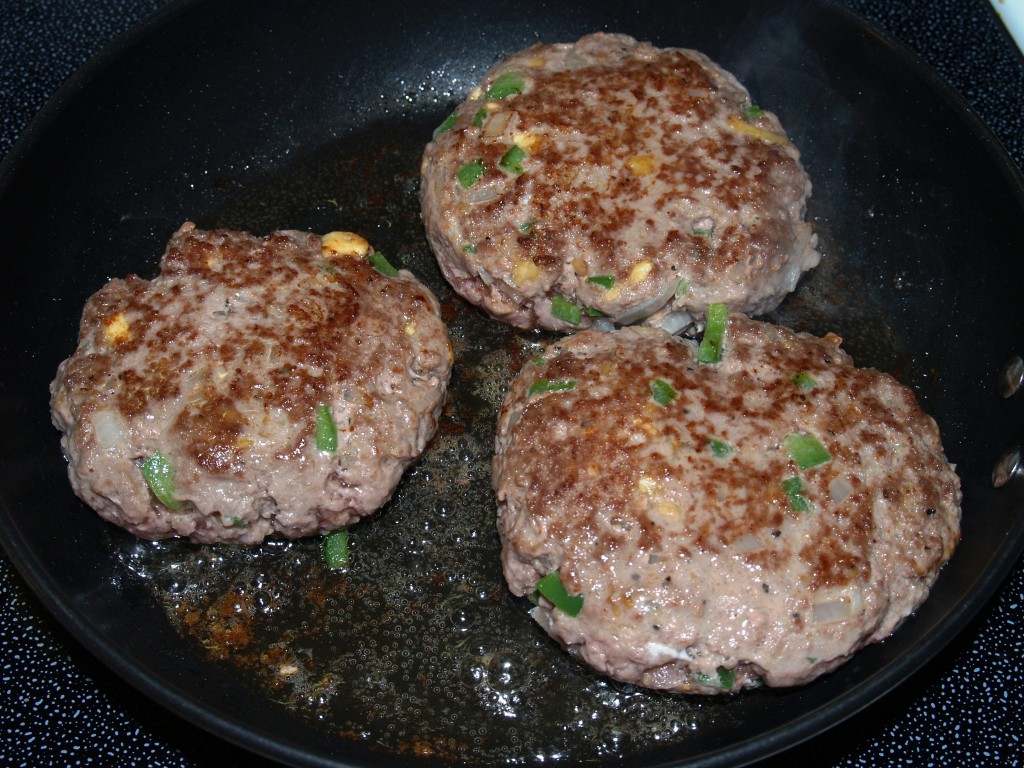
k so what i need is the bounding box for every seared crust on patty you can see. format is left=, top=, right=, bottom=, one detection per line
left=493, top=315, right=960, bottom=693
left=51, top=223, right=452, bottom=545
left=421, top=32, right=820, bottom=332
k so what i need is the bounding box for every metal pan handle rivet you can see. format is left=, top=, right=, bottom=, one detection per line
left=992, top=445, right=1022, bottom=488
left=997, top=355, right=1024, bottom=399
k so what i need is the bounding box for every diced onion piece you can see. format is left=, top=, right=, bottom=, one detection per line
left=614, top=278, right=678, bottom=325
left=466, top=185, right=501, bottom=205
left=91, top=410, right=125, bottom=450
left=812, top=600, right=850, bottom=623
left=481, top=110, right=511, bottom=138
left=829, top=475, right=854, bottom=504
left=733, top=532, right=764, bottom=553
left=655, top=310, right=695, bottom=336
left=812, top=592, right=861, bottom=624
left=647, top=642, right=692, bottom=662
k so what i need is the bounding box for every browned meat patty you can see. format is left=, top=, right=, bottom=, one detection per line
left=493, top=314, right=960, bottom=693
left=50, top=224, right=452, bottom=545
left=421, top=32, right=820, bottom=333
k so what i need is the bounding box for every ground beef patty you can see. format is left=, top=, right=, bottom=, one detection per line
left=50, top=223, right=452, bottom=545
left=493, top=315, right=960, bottom=693
left=421, top=32, right=820, bottom=333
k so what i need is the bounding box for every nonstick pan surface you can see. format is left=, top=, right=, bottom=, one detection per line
left=2, top=1, right=1023, bottom=766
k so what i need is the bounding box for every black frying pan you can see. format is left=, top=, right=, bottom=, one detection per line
left=2, top=1, right=1023, bottom=766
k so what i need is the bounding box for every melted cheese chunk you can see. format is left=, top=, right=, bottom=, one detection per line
left=628, top=260, right=653, bottom=284
left=626, top=155, right=657, bottom=176
left=512, top=257, right=542, bottom=287
left=727, top=116, right=789, bottom=145
left=321, top=231, right=371, bottom=258
left=103, top=312, right=132, bottom=344
left=513, top=131, right=541, bottom=152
